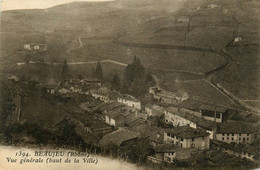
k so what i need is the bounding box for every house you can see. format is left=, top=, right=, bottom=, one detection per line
left=234, top=37, right=242, bottom=43
left=79, top=97, right=104, bottom=111
left=149, top=86, right=188, bottom=104
left=104, top=105, right=138, bottom=127
left=177, top=16, right=189, bottom=23
left=24, top=44, right=32, bottom=50
left=94, top=102, right=124, bottom=114
left=69, top=86, right=82, bottom=93
left=164, top=107, right=197, bottom=129
left=152, top=144, right=197, bottom=163
left=98, top=127, right=139, bottom=148
left=58, top=87, right=70, bottom=94
left=34, top=45, right=40, bottom=50
left=129, top=122, right=164, bottom=146
left=69, top=112, right=113, bottom=141
left=91, top=87, right=121, bottom=103
left=207, top=4, right=218, bottom=9
left=145, top=104, right=165, bottom=117
left=199, top=105, right=228, bottom=123
left=164, top=126, right=210, bottom=150
left=23, top=43, right=47, bottom=51
left=81, top=78, right=101, bottom=86
left=215, top=122, right=258, bottom=144
left=211, top=139, right=260, bottom=163
left=91, top=87, right=110, bottom=102
left=117, top=94, right=141, bottom=110
left=45, top=85, right=56, bottom=94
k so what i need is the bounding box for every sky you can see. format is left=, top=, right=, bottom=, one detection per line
left=1, top=0, right=115, bottom=11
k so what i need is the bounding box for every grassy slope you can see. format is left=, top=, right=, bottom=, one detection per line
left=0, top=0, right=259, bottom=105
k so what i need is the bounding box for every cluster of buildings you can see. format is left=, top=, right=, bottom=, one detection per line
left=42, top=76, right=259, bottom=165
left=23, top=43, right=47, bottom=51
left=149, top=86, right=188, bottom=104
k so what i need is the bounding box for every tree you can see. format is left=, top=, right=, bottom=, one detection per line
left=94, top=61, right=103, bottom=81
left=112, top=73, right=120, bottom=90
left=125, top=56, right=145, bottom=83
left=61, top=59, right=69, bottom=78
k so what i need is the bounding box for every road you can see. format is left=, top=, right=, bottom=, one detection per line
left=116, top=40, right=260, bottom=114
left=15, top=36, right=260, bottom=114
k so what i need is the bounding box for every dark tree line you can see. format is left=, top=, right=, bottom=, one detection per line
left=122, top=56, right=154, bottom=97
left=61, top=59, right=104, bottom=81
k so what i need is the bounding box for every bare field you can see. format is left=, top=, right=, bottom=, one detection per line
left=73, top=39, right=226, bottom=73
left=161, top=78, right=235, bottom=107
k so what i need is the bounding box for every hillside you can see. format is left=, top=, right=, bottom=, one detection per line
left=0, top=0, right=259, bottom=111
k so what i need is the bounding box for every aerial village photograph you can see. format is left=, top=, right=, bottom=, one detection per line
left=0, top=0, right=259, bottom=169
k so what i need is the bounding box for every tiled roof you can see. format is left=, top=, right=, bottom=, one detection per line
left=105, top=105, right=136, bottom=119
left=95, top=102, right=123, bottom=112
left=82, top=78, right=101, bottom=82
left=129, top=123, right=164, bottom=144
left=166, top=106, right=217, bottom=130
left=164, top=126, right=209, bottom=139
left=98, top=127, right=139, bottom=147
left=216, top=122, right=257, bottom=134
left=118, top=94, right=140, bottom=102
left=153, top=143, right=177, bottom=153
left=200, top=105, right=227, bottom=113
left=211, top=139, right=260, bottom=155
left=153, top=144, right=196, bottom=157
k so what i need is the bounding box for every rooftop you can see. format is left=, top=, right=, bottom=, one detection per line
left=216, top=122, right=257, bottom=134
left=105, top=105, right=137, bottom=119
left=166, top=106, right=217, bottom=130
left=153, top=143, right=177, bottom=153
left=95, top=102, right=124, bottom=113
left=98, top=127, right=139, bottom=147
left=129, top=123, right=164, bottom=144
left=200, top=105, right=227, bottom=113
left=118, top=94, right=140, bottom=102
left=82, top=78, right=101, bottom=82
left=211, top=139, right=260, bottom=155
left=164, top=126, right=210, bottom=139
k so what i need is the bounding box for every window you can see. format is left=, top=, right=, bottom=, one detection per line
left=239, top=138, right=241, bottom=141
left=222, top=137, right=224, bottom=140
left=181, top=138, right=183, bottom=142
left=239, top=133, right=241, bottom=136
left=192, top=138, right=194, bottom=142
left=180, top=143, right=183, bottom=147
left=232, top=133, right=234, bottom=136
left=176, top=136, right=178, bottom=139
left=247, top=133, right=249, bottom=136
left=222, top=133, right=225, bottom=136
left=247, top=138, right=249, bottom=141
left=227, top=137, right=229, bottom=140
left=167, top=133, right=170, bottom=137
left=232, top=137, right=234, bottom=140
left=227, top=134, right=229, bottom=136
